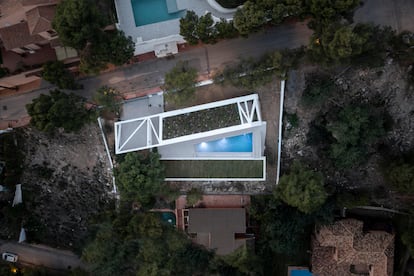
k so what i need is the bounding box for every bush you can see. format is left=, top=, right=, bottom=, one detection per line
left=301, top=73, right=336, bottom=107
left=93, top=86, right=121, bottom=116
left=186, top=188, right=203, bottom=206
left=386, top=162, right=414, bottom=194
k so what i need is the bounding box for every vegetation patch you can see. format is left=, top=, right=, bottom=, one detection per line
left=163, top=104, right=240, bottom=139
left=162, top=159, right=264, bottom=178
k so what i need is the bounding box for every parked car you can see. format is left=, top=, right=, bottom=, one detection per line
left=2, top=252, right=18, bottom=262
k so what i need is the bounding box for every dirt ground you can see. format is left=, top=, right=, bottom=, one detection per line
left=165, top=81, right=281, bottom=194
left=283, top=59, right=414, bottom=208
left=18, top=124, right=113, bottom=249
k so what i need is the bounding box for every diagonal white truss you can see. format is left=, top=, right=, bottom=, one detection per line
left=115, top=94, right=262, bottom=154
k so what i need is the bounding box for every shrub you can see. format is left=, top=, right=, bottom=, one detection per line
left=301, top=73, right=335, bottom=107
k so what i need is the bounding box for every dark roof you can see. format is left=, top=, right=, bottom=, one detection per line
left=26, top=4, right=56, bottom=34
left=0, top=21, right=44, bottom=50
left=188, top=208, right=246, bottom=255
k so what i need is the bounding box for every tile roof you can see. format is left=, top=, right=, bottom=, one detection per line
left=0, top=21, right=44, bottom=50
left=312, top=219, right=394, bottom=276
left=25, top=4, right=56, bottom=34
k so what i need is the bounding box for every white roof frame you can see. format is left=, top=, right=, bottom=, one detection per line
left=115, top=94, right=262, bottom=154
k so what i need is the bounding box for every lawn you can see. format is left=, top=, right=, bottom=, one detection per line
left=162, top=159, right=264, bottom=178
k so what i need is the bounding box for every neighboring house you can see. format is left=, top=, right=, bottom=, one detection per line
left=311, top=219, right=394, bottom=276
left=114, top=94, right=267, bottom=181
left=114, top=0, right=237, bottom=57
left=175, top=195, right=252, bottom=255
left=0, top=0, right=77, bottom=72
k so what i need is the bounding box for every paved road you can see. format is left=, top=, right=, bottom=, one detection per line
left=0, top=241, right=84, bottom=271
left=3, top=0, right=414, bottom=125
left=0, top=21, right=312, bottom=124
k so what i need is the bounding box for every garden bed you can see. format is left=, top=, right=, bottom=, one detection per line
left=163, top=104, right=240, bottom=140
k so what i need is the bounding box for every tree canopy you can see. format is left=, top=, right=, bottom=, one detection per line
left=53, top=0, right=134, bottom=74
left=163, top=61, right=198, bottom=106
left=42, top=61, right=81, bottom=90
left=180, top=11, right=237, bottom=44
left=326, top=105, right=386, bottom=168
left=52, top=0, right=105, bottom=50
left=114, top=152, right=166, bottom=208
left=275, top=161, right=327, bottom=213
left=26, top=89, right=89, bottom=132
left=82, top=212, right=215, bottom=276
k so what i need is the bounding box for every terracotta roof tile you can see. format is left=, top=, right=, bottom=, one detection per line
left=26, top=4, right=56, bottom=34
left=0, top=21, right=44, bottom=50
left=312, top=219, right=395, bottom=276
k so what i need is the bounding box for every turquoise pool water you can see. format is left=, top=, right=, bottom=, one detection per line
left=291, top=270, right=312, bottom=276
left=131, top=0, right=185, bottom=27
left=196, top=133, right=253, bottom=152
left=160, top=212, right=176, bottom=226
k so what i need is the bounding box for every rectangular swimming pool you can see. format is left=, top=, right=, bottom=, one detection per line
left=131, top=0, right=185, bottom=27
left=196, top=133, right=253, bottom=153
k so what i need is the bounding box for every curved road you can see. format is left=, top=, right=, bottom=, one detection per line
left=0, top=240, right=85, bottom=271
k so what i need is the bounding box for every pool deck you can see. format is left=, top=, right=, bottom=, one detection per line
left=114, top=0, right=236, bottom=55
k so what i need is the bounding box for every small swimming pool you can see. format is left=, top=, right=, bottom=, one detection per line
left=131, top=0, right=185, bottom=27
left=196, top=133, right=253, bottom=152
left=291, top=270, right=313, bottom=276
left=160, top=211, right=176, bottom=226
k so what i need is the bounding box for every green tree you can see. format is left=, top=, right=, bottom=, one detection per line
left=163, top=61, right=198, bottom=106
left=83, top=212, right=216, bottom=276
left=42, top=61, right=81, bottom=90
left=197, top=13, right=217, bottom=44
left=250, top=196, right=334, bottom=256
left=115, top=152, right=166, bottom=208
left=386, top=162, right=414, bottom=193
left=53, top=0, right=134, bottom=74
left=215, top=19, right=239, bottom=39
left=52, top=0, right=105, bottom=50
left=100, top=30, right=135, bottom=66
left=179, top=11, right=199, bottom=45
left=26, top=89, right=89, bottom=132
left=233, top=1, right=267, bottom=35
left=275, top=161, right=327, bottom=213
left=93, top=86, right=121, bottom=116
left=186, top=187, right=203, bottom=206
left=326, top=105, right=386, bottom=168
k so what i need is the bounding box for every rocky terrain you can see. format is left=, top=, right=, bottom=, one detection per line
left=283, top=59, right=414, bottom=208
left=10, top=124, right=113, bottom=250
